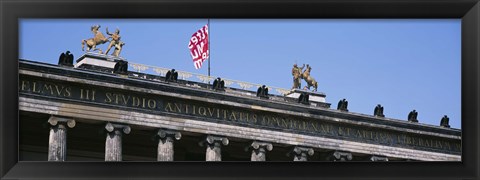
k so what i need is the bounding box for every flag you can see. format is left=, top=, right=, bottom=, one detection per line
left=188, top=24, right=209, bottom=69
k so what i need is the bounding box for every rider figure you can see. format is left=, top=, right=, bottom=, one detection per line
left=291, top=63, right=305, bottom=89
left=104, top=27, right=122, bottom=56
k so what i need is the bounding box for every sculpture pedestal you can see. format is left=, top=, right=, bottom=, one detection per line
left=74, top=52, right=127, bottom=71
left=285, top=89, right=330, bottom=108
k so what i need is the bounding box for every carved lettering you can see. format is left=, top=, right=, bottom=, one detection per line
left=64, top=87, right=71, bottom=97
left=424, top=138, right=430, bottom=147
left=199, top=107, right=207, bottom=116
left=229, top=111, right=237, bottom=120
left=418, top=138, right=424, bottom=146
left=111, top=93, right=119, bottom=104
left=185, top=104, right=190, bottom=114
left=281, top=118, right=289, bottom=128
left=252, top=114, right=258, bottom=123
left=270, top=117, right=279, bottom=127
left=444, top=142, right=451, bottom=150
left=21, top=80, right=29, bottom=91
left=32, top=82, right=41, bottom=93
left=356, top=130, right=362, bottom=138
left=43, top=84, right=54, bottom=95
left=455, top=143, right=461, bottom=151
left=174, top=103, right=182, bottom=113
left=207, top=108, right=214, bottom=117
left=80, top=89, right=91, bottom=100
left=321, top=124, right=332, bottom=134
left=338, top=127, right=345, bottom=136
left=301, top=121, right=307, bottom=130
left=54, top=85, right=64, bottom=96
left=122, top=95, right=131, bottom=105
left=222, top=109, right=227, bottom=119
left=310, top=122, right=318, bottom=131
left=148, top=99, right=156, bottom=109
left=436, top=140, right=442, bottom=149
left=165, top=102, right=174, bottom=112
left=261, top=116, right=267, bottom=125
left=406, top=136, right=412, bottom=145
left=238, top=112, right=244, bottom=121
left=132, top=96, right=140, bottom=107
left=105, top=92, right=112, bottom=103
left=289, top=119, right=297, bottom=129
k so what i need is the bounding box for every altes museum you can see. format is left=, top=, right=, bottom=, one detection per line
left=18, top=26, right=461, bottom=162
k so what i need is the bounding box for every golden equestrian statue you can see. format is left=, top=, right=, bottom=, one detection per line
left=81, top=25, right=110, bottom=54
left=301, top=64, right=318, bottom=92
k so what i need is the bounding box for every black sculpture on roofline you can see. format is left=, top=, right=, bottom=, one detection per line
left=58, top=51, right=74, bottom=67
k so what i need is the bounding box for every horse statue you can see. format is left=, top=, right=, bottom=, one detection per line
left=81, top=25, right=110, bottom=54
left=301, top=64, right=318, bottom=92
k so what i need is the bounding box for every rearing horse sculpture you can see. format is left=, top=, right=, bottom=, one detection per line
left=81, top=25, right=109, bottom=54
left=301, top=64, right=318, bottom=92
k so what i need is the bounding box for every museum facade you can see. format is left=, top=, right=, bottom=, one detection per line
left=18, top=53, right=461, bottom=162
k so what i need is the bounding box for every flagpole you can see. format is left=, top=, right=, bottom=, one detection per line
left=208, top=18, right=211, bottom=84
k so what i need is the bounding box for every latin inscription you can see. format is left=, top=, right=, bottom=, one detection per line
left=19, top=79, right=461, bottom=154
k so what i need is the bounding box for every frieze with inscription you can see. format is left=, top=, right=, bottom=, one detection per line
left=19, top=75, right=461, bottom=155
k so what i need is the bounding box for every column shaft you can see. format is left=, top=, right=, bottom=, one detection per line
left=201, top=135, right=228, bottom=161
left=158, top=137, right=174, bottom=161
left=48, top=124, right=67, bottom=161
left=248, top=141, right=273, bottom=161
left=47, top=117, right=75, bottom=161
left=156, top=129, right=181, bottom=161
left=206, top=142, right=222, bottom=161
left=104, top=122, right=130, bottom=161
left=293, top=153, right=307, bottom=161
left=105, top=130, right=123, bottom=161
left=251, top=149, right=266, bottom=161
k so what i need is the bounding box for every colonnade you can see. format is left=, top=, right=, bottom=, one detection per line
left=46, top=116, right=389, bottom=162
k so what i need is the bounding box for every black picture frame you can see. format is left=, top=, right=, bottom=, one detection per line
left=1, top=0, right=479, bottom=179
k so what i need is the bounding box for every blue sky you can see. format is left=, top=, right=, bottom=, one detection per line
left=19, top=19, right=461, bottom=129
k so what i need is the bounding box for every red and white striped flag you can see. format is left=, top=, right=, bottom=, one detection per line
left=188, top=24, right=209, bottom=69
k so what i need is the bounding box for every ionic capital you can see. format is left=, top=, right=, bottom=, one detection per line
left=156, top=129, right=182, bottom=141
left=105, top=122, right=130, bottom=134
left=48, top=116, right=76, bottom=128
left=370, top=155, right=389, bottom=161
left=329, top=151, right=353, bottom=161
left=199, top=135, right=229, bottom=148
left=290, top=146, right=314, bottom=156
left=247, top=141, right=273, bottom=153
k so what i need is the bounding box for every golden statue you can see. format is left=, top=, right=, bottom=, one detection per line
left=104, top=27, right=125, bottom=57
left=291, top=63, right=304, bottom=89
left=301, top=64, right=318, bottom=92
left=81, top=25, right=109, bottom=54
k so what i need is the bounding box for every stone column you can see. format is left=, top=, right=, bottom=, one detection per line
left=199, top=135, right=229, bottom=161
left=328, top=151, right=353, bottom=161
left=47, top=116, right=76, bottom=161
left=156, top=129, right=182, bottom=161
left=370, top=155, right=389, bottom=161
left=104, top=122, right=130, bottom=161
left=245, top=141, right=273, bottom=161
left=288, top=146, right=314, bottom=161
